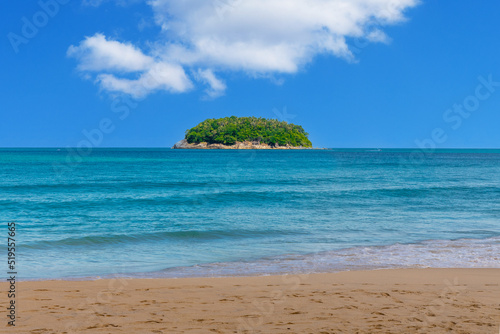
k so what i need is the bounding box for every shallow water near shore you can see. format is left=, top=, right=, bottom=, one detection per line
left=1, top=148, right=500, bottom=280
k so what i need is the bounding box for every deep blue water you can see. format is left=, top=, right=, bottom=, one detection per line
left=1, top=148, right=499, bottom=280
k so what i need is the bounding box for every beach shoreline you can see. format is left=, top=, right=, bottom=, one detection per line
left=2, top=268, right=499, bottom=333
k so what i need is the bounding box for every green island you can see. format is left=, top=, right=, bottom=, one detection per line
left=174, top=116, right=313, bottom=149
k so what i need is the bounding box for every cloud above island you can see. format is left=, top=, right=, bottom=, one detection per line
left=68, top=0, right=419, bottom=98
left=67, top=34, right=193, bottom=98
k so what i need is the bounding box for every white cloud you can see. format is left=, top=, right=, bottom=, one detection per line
left=68, top=34, right=193, bottom=97
left=82, top=0, right=143, bottom=7
left=67, top=34, right=153, bottom=72
left=69, top=0, right=419, bottom=98
left=366, top=29, right=390, bottom=43
left=195, top=69, right=227, bottom=98
left=97, top=63, right=193, bottom=98
left=151, top=0, right=419, bottom=72
left=82, top=0, right=105, bottom=6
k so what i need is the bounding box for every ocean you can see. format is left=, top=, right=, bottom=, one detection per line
left=2, top=148, right=500, bottom=280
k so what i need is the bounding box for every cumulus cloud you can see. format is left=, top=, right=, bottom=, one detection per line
left=69, top=0, right=419, bottom=97
left=152, top=0, right=418, bottom=71
left=67, top=34, right=154, bottom=73
left=97, top=63, right=193, bottom=98
left=68, top=34, right=192, bottom=97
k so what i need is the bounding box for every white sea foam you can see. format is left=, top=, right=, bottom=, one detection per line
left=132, top=237, right=500, bottom=278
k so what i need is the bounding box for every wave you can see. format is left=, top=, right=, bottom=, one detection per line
left=5, top=182, right=499, bottom=206
left=19, top=235, right=500, bottom=280
left=120, top=236, right=500, bottom=279
left=21, top=228, right=307, bottom=249
left=0, top=177, right=335, bottom=190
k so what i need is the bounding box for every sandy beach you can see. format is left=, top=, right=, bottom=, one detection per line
left=2, top=268, right=499, bottom=333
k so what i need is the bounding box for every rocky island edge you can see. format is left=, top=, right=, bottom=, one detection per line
left=173, top=139, right=316, bottom=150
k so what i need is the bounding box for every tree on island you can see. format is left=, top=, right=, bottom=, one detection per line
left=185, top=116, right=312, bottom=147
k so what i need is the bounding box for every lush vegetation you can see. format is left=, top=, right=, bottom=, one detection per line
left=185, top=116, right=312, bottom=147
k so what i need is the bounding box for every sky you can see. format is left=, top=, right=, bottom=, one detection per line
left=1, top=0, right=500, bottom=148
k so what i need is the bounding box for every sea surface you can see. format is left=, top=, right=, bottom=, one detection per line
left=1, top=148, right=500, bottom=280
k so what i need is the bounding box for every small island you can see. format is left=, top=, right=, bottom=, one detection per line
left=173, top=116, right=313, bottom=149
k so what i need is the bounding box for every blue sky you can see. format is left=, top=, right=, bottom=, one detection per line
left=1, top=0, right=500, bottom=148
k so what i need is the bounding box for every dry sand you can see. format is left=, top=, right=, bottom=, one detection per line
left=1, top=268, right=499, bottom=333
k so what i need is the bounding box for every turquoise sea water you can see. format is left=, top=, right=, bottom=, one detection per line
left=1, top=148, right=500, bottom=280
